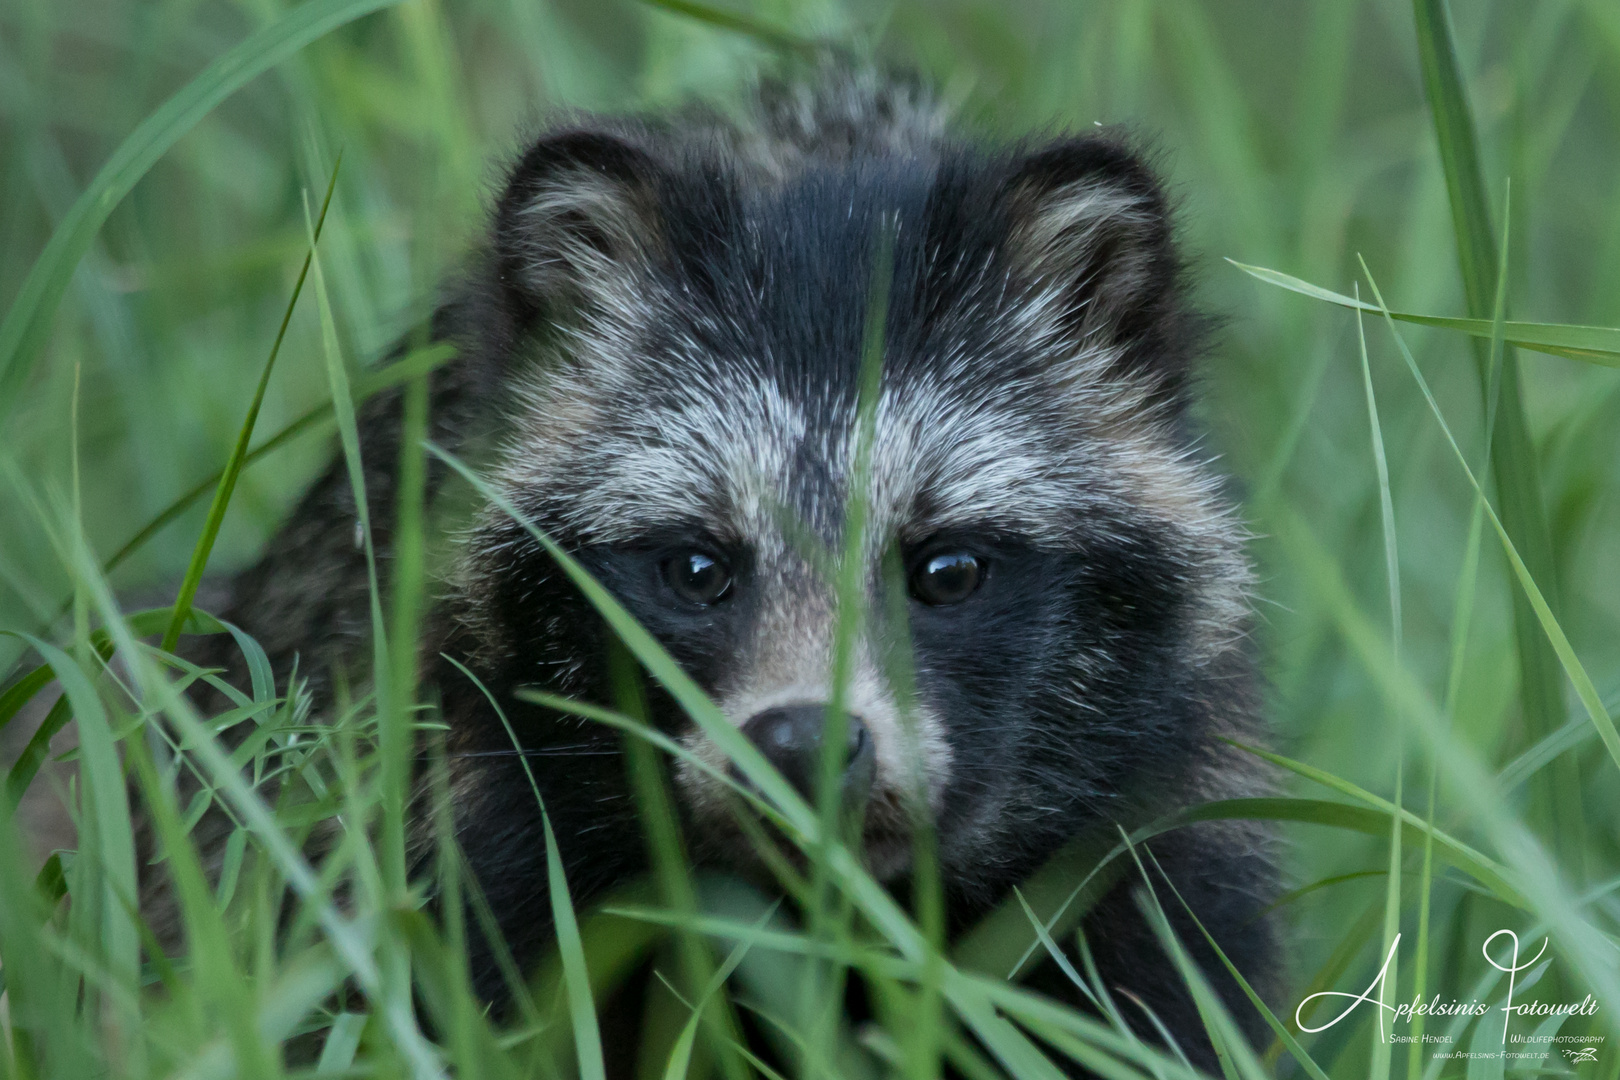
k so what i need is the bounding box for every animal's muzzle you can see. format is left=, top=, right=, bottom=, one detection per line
left=731, top=704, right=875, bottom=810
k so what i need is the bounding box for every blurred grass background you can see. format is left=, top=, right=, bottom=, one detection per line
left=2, top=0, right=1619, bottom=1076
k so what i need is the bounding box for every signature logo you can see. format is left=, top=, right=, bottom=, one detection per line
left=1295, top=929, right=1597, bottom=1040
left=1565, top=1047, right=1599, bottom=1064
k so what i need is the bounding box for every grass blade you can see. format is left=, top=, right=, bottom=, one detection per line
left=447, top=656, right=605, bottom=1080
left=6, top=635, right=140, bottom=1048
left=1411, top=0, right=1496, bottom=318
left=428, top=441, right=1160, bottom=1078
left=1121, top=840, right=1264, bottom=1080
left=98, top=341, right=453, bottom=582
left=1358, top=264, right=1620, bottom=779
left=1151, top=871, right=1327, bottom=1080
left=1269, top=502, right=1620, bottom=1038
left=1226, top=261, right=1620, bottom=366
left=1409, top=0, right=1583, bottom=874
left=4, top=693, right=70, bottom=809
left=0, top=663, right=54, bottom=737
left=661, top=913, right=767, bottom=1080
left=160, top=154, right=342, bottom=653
left=1353, top=291, right=1401, bottom=1080
left=543, top=811, right=607, bottom=1080
left=0, top=0, right=404, bottom=432
left=1410, top=184, right=1513, bottom=1080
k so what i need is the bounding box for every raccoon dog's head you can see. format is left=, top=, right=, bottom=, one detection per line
left=455, top=119, right=1252, bottom=897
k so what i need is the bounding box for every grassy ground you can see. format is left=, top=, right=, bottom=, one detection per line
left=1, top=1, right=1619, bottom=1078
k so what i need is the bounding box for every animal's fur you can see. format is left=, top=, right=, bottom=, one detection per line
left=163, top=68, right=1282, bottom=1076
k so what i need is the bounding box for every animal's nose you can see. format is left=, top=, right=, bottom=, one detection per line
left=734, top=705, right=874, bottom=807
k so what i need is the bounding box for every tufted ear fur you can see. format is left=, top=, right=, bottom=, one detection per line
left=1003, top=137, right=1185, bottom=374
left=494, top=129, right=668, bottom=323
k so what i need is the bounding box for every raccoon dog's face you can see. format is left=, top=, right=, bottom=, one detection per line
left=457, top=127, right=1250, bottom=895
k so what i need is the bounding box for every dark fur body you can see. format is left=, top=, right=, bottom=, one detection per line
left=175, top=72, right=1282, bottom=1076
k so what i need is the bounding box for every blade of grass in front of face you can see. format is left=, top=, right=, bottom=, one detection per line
left=512, top=688, right=791, bottom=834
left=0, top=0, right=406, bottom=436
left=424, top=447, right=812, bottom=837
left=446, top=653, right=606, bottom=1080
left=1357, top=262, right=1620, bottom=779
left=1354, top=293, right=1401, bottom=1080
left=1226, top=261, right=1620, bottom=366
left=1410, top=0, right=1584, bottom=879
left=606, top=640, right=748, bottom=1080
left=808, top=219, right=892, bottom=1080
left=521, top=684, right=820, bottom=919
left=160, top=154, right=342, bottom=653
left=880, top=547, right=944, bottom=1080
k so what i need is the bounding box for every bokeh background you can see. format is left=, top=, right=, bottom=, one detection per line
left=3, top=1, right=1618, bottom=1075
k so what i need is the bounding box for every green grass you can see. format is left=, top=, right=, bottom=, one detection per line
left=2, top=1, right=1619, bottom=1078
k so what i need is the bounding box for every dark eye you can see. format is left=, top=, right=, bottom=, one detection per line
left=663, top=551, right=733, bottom=606
left=910, top=551, right=985, bottom=606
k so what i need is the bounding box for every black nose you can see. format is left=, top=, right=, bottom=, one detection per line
left=735, top=705, right=874, bottom=807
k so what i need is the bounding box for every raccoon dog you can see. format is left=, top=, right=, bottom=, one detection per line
left=195, top=72, right=1281, bottom=1074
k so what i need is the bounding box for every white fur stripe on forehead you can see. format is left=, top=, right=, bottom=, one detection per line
left=500, top=357, right=809, bottom=543
left=501, top=334, right=1230, bottom=550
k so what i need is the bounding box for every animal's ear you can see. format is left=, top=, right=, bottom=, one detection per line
left=1002, top=138, right=1182, bottom=358
left=494, top=129, right=667, bottom=322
